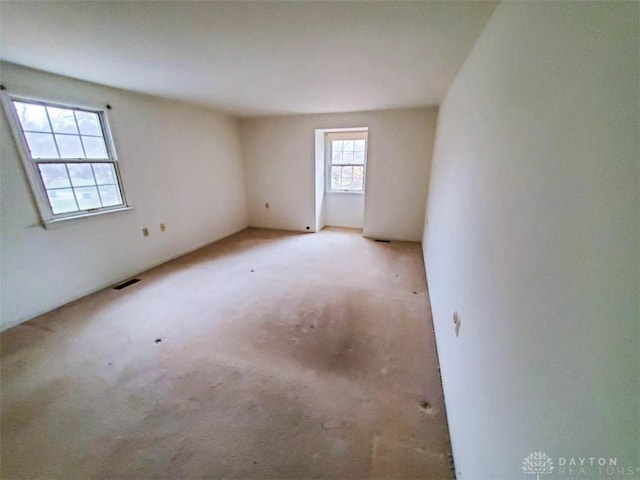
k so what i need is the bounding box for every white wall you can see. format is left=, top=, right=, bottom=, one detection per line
left=422, top=3, right=639, bottom=479
left=314, top=130, right=326, bottom=232
left=240, top=108, right=436, bottom=241
left=0, top=62, right=248, bottom=331
left=324, top=193, right=364, bottom=229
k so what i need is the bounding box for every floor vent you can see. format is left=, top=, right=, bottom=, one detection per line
left=375, top=239, right=391, bottom=243
left=113, top=279, right=141, bottom=290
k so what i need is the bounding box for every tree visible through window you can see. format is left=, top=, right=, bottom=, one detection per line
left=326, top=131, right=367, bottom=192
left=3, top=96, right=128, bottom=224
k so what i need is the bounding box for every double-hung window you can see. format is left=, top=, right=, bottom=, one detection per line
left=2, top=95, right=128, bottom=225
left=326, top=131, right=368, bottom=193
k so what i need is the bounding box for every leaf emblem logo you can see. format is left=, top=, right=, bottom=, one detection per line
left=522, top=451, right=554, bottom=480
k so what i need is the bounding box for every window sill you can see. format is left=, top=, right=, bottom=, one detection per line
left=43, top=206, right=134, bottom=229
left=326, top=190, right=364, bottom=195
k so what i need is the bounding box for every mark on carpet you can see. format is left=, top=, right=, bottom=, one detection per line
left=420, top=400, right=432, bottom=413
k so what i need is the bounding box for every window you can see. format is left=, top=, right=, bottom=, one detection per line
left=326, top=131, right=368, bottom=192
left=2, top=95, right=128, bottom=225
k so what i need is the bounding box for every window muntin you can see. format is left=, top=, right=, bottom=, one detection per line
left=4, top=96, right=127, bottom=223
left=37, top=162, right=122, bottom=214
left=326, top=131, right=367, bottom=192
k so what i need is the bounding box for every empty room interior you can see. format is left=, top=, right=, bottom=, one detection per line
left=0, top=1, right=638, bottom=479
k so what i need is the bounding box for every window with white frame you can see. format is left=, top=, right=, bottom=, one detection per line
left=2, top=95, right=128, bottom=224
left=326, top=131, right=368, bottom=192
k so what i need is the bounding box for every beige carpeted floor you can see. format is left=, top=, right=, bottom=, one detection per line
left=0, top=227, right=453, bottom=479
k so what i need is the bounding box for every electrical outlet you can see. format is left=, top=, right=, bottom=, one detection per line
left=160, top=223, right=166, bottom=232
left=142, top=227, right=149, bottom=237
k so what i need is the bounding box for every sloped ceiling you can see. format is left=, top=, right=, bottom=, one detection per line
left=0, top=1, right=496, bottom=116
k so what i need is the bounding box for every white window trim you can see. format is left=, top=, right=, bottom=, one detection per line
left=325, top=130, right=368, bottom=194
left=1, top=92, right=131, bottom=227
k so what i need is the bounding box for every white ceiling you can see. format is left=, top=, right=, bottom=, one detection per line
left=0, top=1, right=496, bottom=117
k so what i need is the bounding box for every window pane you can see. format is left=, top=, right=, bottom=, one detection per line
left=68, top=163, right=95, bottom=187
left=98, top=185, right=123, bottom=207
left=24, top=132, right=58, bottom=158
left=354, top=151, right=365, bottom=164
left=47, top=107, right=78, bottom=134
left=75, top=111, right=102, bottom=136
left=331, top=166, right=342, bottom=189
left=38, top=163, right=71, bottom=189
left=353, top=166, right=364, bottom=190
left=331, top=140, right=343, bottom=153
left=13, top=102, right=51, bottom=132
left=82, top=136, right=108, bottom=158
left=47, top=188, right=78, bottom=214
left=331, top=151, right=342, bottom=164
left=354, top=140, right=365, bottom=152
left=56, top=134, right=85, bottom=158
left=92, top=163, right=116, bottom=185
left=74, top=186, right=101, bottom=210
left=333, top=152, right=357, bottom=165
left=341, top=166, right=353, bottom=189
left=343, top=140, right=354, bottom=152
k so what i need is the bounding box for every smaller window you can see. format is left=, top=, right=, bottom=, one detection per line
left=2, top=95, right=129, bottom=225
left=326, top=131, right=368, bottom=193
